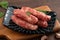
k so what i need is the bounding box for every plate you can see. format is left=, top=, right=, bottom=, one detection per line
left=3, top=6, right=56, bottom=34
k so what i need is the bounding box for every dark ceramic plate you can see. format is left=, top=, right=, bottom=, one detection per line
left=3, top=6, right=56, bottom=34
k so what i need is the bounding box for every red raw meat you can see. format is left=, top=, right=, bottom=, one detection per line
left=21, top=7, right=51, bottom=21
left=11, top=15, right=38, bottom=30
left=11, top=7, right=52, bottom=30
left=37, top=20, right=48, bottom=27
left=13, top=9, right=38, bottom=24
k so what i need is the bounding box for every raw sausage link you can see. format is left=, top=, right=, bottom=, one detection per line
left=21, top=7, right=28, bottom=12
left=37, top=20, right=48, bottom=27
left=13, top=9, right=38, bottom=24
left=28, top=7, right=51, bottom=21
left=11, top=15, right=38, bottom=30
left=22, top=7, right=51, bottom=21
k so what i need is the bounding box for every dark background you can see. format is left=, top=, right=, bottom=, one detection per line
left=0, top=0, right=60, bottom=40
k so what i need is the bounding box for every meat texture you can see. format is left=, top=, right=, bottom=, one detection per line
left=13, top=9, right=38, bottom=24
left=11, top=7, right=51, bottom=30
left=21, top=7, right=51, bottom=21
left=37, top=20, right=48, bottom=27
left=11, top=15, right=38, bottom=30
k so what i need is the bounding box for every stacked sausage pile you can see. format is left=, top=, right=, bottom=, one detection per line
left=11, top=7, right=51, bottom=30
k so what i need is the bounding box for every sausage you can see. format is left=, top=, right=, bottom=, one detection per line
left=21, top=7, right=28, bottom=12
left=11, top=15, right=38, bottom=30
left=37, top=20, right=48, bottom=27
left=13, top=9, right=38, bottom=24
left=22, top=7, right=51, bottom=21
left=28, top=7, right=51, bottom=21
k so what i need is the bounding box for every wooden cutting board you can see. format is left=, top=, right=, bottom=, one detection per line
left=0, top=6, right=60, bottom=40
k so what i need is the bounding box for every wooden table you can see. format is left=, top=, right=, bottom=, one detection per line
left=0, top=6, right=60, bottom=40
